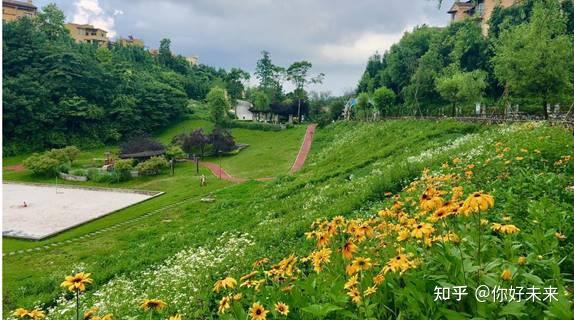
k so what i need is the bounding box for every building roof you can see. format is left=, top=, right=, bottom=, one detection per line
left=66, top=23, right=108, bottom=33
left=3, top=0, right=37, bottom=9
left=448, top=1, right=475, bottom=14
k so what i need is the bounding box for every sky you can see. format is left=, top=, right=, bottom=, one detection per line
left=34, top=0, right=456, bottom=95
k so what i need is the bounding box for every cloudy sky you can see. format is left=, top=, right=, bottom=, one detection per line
left=34, top=0, right=455, bottom=95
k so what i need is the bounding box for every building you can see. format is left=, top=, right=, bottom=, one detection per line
left=2, top=0, right=36, bottom=22
left=448, top=0, right=517, bottom=34
left=118, top=35, right=144, bottom=47
left=186, top=55, right=199, bottom=66
left=65, top=23, right=109, bottom=46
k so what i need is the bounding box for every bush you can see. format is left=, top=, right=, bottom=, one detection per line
left=227, top=121, right=293, bottom=131
left=69, top=169, right=89, bottom=177
left=23, top=146, right=82, bottom=176
left=136, top=157, right=168, bottom=176
left=23, top=153, right=61, bottom=177
left=114, top=159, right=134, bottom=181
left=87, top=168, right=119, bottom=183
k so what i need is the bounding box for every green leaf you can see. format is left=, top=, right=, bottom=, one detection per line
left=301, top=303, right=343, bottom=318
left=498, top=302, right=526, bottom=317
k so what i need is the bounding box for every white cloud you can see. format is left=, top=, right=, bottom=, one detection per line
left=72, top=0, right=119, bottom=38
left=316, top=30, right=407, bottom=65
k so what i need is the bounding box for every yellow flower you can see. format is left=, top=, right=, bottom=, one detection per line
left=515, top=157, right=524, bottom=161
left=213, top=277, right=237, bottom=292
left=411, top=223, right=434, bottom=239
left=465, top=170, right=473, bottom=178
left=310, top=248, right=332, bottom=273
left=420, top=193, right=444, bottom=212
left=520, top=148, right=528, bottom=153
left=218, top=296, right=231, bottom=314
left=60, top=272, right=93, bottom=292
left=249, top=303, right=269, bottom=320
left=555, top=232, right=567, bottom=241
left=461, top=192, right=494, bottom=214
left=341, top=240, right=358, bottom=260
left=344, top=274, right=359, bottom=289
left=240, top=271, right=259, bottom=282
left=274, top=302, right=289, bottom=316
left=84, top=307, right=99, bottom=319
left=13, top=308, right=29, bottom=318
left=347, top=287, right=362, bottom=304
left=233, top=293, right=242, bottom=301
left=397, top=229, right=410, bottom=241
left=442, top=162, right=449, bottom=169
left=140, top=299, right=167, bottom=312
left=382, top=254, right=417, bottom=275
left=491, top=223, right=520, bottom=235
left=350, top=257, right=373, bottom=272
left=27, top=309, right=45, bottom=320
left=518, top=256, right=526, bottom=266
left=316, top=232, right=331, bottom=248
left=168, top=315, right=182, bottom=320
left=92, top=315, right=112, bottom=320
left=252, top=258, right=269, bottom=269
left=373, top=273, right=385, bottom=285
left=453, top=158, right=462, bottom=164
left=501, top=269, right=512, bottom=281
left=364, top=286, right=377, bottom=296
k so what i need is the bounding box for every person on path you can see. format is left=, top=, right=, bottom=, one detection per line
left=200, top=174, right=207, bottom=187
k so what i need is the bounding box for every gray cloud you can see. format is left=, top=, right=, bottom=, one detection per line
left=34, top=0, right=455, bottom=94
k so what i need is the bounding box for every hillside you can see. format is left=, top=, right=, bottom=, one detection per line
left=4, top=120, right=572, bottom=319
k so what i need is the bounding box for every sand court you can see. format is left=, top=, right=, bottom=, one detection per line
left=3, top=183, right=161, bottom=240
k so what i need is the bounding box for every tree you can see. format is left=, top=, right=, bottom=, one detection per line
left=355, top=92, right=371, bottom=121
left=225, top=68, right=250, bottom=102
left=436, top=69, right=486, bottom=117
left=62, top=146, right=81, bottom=166
left=207, top=87, right=230, bottom=126
left=36, top=3, right=69, bottom=40
left=166, top=145, right=185, bottom=160
left=493, top=1, right=573, bottom=119
left=286, top=61, right=325, bottom=122
left=372, top=87, right=396, bottom=118
left=176, top=129, right=209, bottom=157
left=254, top=51, right=284, bottom=100
left=209, top=128, right=236, bottom=154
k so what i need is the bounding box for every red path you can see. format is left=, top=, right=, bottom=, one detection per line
left=290, top=124, right=317, bottom=173
left=201, top=124, right=317, bottom=183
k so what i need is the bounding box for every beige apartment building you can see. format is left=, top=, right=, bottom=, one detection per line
left=65, top=23, right=109, bottom=46
left=448, top=0, right=517, bottom=34
left=2, top=0, right=36, bottom=22
left=118, top=35, right=144, bottom=47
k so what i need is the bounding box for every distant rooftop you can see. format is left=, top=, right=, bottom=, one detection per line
left=3, top=0, right=37, bottom=9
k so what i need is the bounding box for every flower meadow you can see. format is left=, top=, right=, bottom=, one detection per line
left=6, top=120, right=573, bottom=319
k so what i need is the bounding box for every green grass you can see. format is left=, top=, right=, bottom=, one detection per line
left=213, top=126, right=307, bottom=179
left=3, top=120, right=572, bottom=319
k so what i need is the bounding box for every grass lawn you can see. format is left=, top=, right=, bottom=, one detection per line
left=212, top=125, right=307, bottom=179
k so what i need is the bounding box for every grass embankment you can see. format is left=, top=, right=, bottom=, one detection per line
left=3, top=120, right=572, bottom=319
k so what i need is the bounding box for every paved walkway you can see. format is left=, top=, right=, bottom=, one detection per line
left=290, top=124, right=317, bottom=173
left=201, top=124, right=317, bottom=182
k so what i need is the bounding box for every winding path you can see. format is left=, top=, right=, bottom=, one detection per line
left=201, top=124, right=317, bottom=183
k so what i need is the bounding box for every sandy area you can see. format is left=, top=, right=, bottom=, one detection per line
left=3, top=183, right=159, bottom=240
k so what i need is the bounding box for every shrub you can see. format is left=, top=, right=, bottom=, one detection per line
left=114, top=159, right=134, bottom=181
left=228, top=121, right=292, bottom=131
left=136, top=157, right=168, bottom=176
left=87, top=169, right=119, bottom=183
left=69, top=169, right=89, bottom=177
left=23, top=153, right=61, bottom=177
